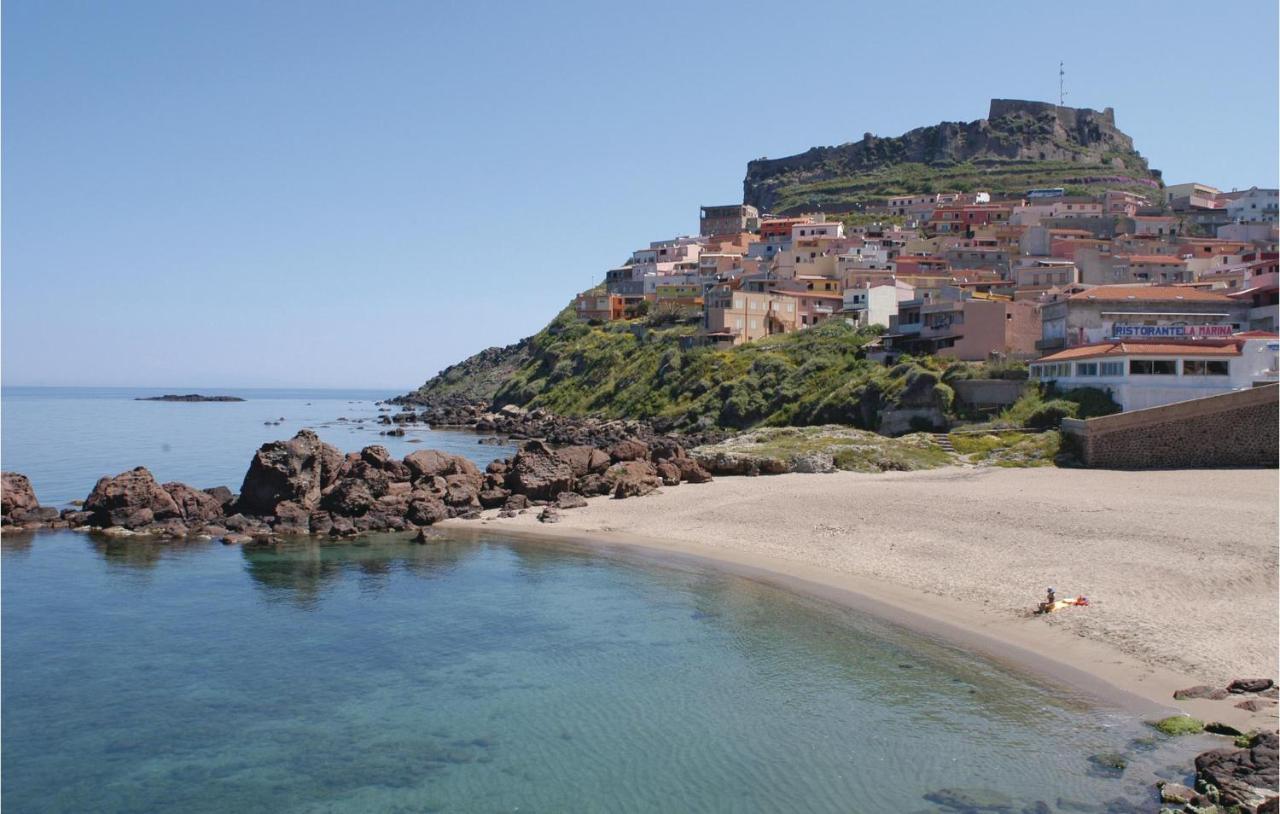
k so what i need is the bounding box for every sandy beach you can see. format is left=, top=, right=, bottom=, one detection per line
left=447, top=466, right=1279, bottom=728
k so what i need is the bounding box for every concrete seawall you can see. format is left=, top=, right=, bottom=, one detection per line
left=1061, top=384, right=1279, bottom=469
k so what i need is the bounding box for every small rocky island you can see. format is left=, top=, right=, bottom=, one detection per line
left=135, top=394, right=245, bottom=402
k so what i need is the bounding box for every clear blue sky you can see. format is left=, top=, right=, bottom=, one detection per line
left=4, top=0, right=1277, bottom=389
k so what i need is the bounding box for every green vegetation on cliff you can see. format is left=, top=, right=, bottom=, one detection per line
left=498, top=311, right=969, bottom=433
left=766, top=158, right=1157, bottom=215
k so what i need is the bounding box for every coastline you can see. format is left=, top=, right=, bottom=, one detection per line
left=441, top=465, right=1280, bottom=732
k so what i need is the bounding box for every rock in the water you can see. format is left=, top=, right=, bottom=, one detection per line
left=320, top=478, right=376, bottom=516
left=1, top=472, right=39, bottom=519
left=84, top=467, right=182, bottom=528
left=1086, top=752, right=1127, bottom=777
left=404, top=449, right=479, bottom=481
left=163, top=482, right=226, bottom=523
left=412, top=527, right=443, bottom=544
left=1228, top=678, right=1276, bottom=694
left=1194, top=731, right=1278, bottom=811
left=1158, top=782, right=1198, bottom=805
left=238, top=430, right=344, bottom=515
left=406, top=496, right=448, bottom=526
left=922, top=787, right=1015, bottom=812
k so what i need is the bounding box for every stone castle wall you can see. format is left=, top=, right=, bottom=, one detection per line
left=1061, top=385, right=1279, bottom=469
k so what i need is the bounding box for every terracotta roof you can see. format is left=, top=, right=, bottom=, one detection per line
left=1234, top=330, right=1280, bottom=338
left=1068, top=286, right=1233, bottom=303
left=1036, top=340, right=1243, bottom=363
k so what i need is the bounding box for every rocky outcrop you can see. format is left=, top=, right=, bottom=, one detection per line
left=743, top=99, right=1158, bottom=214
left=605, top=461, right=662, bottom=499
left=84, top=467, right=182, bottom=528
left=506, top=441, right=574, bottom=500
left=238, top=430, right=345, bottom=515
left=2, top=472, right=39, bottom=518
left=9, top=420, right=713, bottom=541
left=1195, top=731, right=1278, bottom=812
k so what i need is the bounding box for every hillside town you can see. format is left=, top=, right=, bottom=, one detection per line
left=575, top=184, right=1279, bottom=412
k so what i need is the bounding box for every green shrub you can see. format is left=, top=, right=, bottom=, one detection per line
left=1058, top=386, right=1121, bottom=419
left=1025, top=399, right=1078, bottom=430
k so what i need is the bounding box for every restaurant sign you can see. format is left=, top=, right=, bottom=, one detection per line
left=1111, top=324, right=1233, bottom=339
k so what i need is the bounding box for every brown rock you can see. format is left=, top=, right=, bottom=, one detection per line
left=404, top=449, right=480, bottom=481
left=655, top=462, right=681, bottom=486
left=555, top=445, right=611, bottom=477
left=537, top=506, right=560, bottom=523
left=1235, top=698, right=1274, bottom=713
left=1195, top=731, right=1278, bottom=810
left=238, top=430, right=344, bottom=515
left=321, top=479, right=376, bottom=516
left=506, top=440, right=574, bottom=500
left=1, top=472, right=39, bottom=517
left=84, top=467, right=182, bottom=528
left=673, top=456, right=713, bottom=484
left=163, top=482, right=226, bottom=523
left=606, top=461, right=662, bottom=499
left=1228, top=678, right=1276, bottom=694
left=555, top=492, right=588, bottom=509
left=1174, top=685, right=1228, bottom=701
left=608, top=439, right=650, bottom=462
left=406, top=496, right=448, bottom=526
left=273, top=500, right=312, bottom=531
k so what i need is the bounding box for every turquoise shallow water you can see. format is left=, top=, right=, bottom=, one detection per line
left=1, top=529, right=1207, bottom=813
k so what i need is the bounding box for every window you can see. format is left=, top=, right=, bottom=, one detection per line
left=750, top=319, right=758, bottom=330
left=1076, top=362, right=1098, bottom=376
left=1184, top=360, right=1230, bottom=376
left=733, top=298, right=744, bottom=309
left=1100, top=361, right=1124, bottom=376
left=1130, top=359, right=1176, bottom=375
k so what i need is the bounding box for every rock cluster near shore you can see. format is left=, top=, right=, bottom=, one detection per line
left=0, top=427, right=711, bottom=542
left=396, top=400, right=731, bottom=449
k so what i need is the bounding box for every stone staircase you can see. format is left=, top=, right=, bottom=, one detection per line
left=932, top=433, right=955, bottom=453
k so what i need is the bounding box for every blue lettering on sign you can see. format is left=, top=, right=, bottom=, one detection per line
left=1113, top=325, right=1185, bottom=338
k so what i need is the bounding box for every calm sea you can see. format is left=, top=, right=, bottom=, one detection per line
left=1, top=388, right=1208, bottom=812
left=1, top=386, right=517, bottom=506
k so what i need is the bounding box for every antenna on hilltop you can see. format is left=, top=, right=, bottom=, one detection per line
left=1058, top=61, right=1067, bottom=107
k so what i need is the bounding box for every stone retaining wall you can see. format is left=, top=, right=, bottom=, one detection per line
left=1061, top=384, right=1278, bottom=469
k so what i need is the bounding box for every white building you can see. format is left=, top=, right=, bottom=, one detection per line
left=842, top=281, right=915, bottom=328
left=1029, top=333, right=1279, bottom=411
left=1223, top=187, right=1279, bottom=223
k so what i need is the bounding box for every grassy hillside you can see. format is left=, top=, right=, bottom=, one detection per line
left=766, top=158, right=1157, bottom=215
left=429, top=308, right=955, bottom=434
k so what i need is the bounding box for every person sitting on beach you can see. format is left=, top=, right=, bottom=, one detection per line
left=1036, top=587, right=1056, bottom=614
